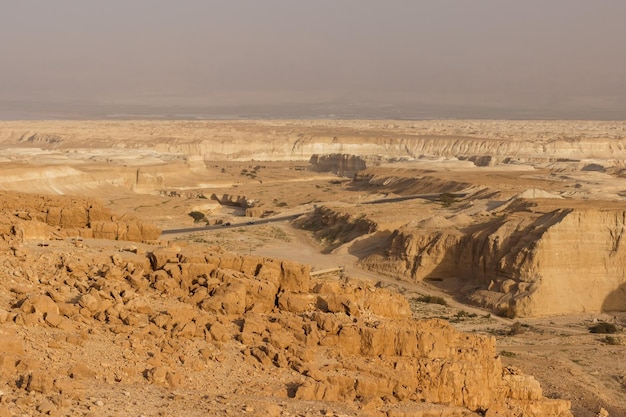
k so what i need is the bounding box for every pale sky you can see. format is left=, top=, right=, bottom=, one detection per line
left=1, top=1, right=625, bottom=119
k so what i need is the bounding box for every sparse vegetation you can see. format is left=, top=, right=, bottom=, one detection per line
left=449, top=310, right=479, bottom=323
left=240, top=168, right=258, bottom=179
left=188, top=211, right=207, bottom=223
left=508, top=321, right=527, bottom=336
left=499, top=350, right=517, bottom=357
left=415, top=295, right=448, bottom=306
left=269, top=226, right=290, bottom=242
left=603, top=335, right=622, bottom=345
left=439, top=192, right=458, bottom=208
left=589, top=322, right=618, bottom=334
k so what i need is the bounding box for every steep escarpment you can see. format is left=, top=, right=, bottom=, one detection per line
left=0, top=157, right=210, bottom=196
left=510, top=207, right=626, bottom=316
left=305, top=200, right=626, bottom=317
left=0, top=233, right=572, bottom=416
left=296, top=206, right=378, bottom=250
left=3, top=120, right=626, bottom=163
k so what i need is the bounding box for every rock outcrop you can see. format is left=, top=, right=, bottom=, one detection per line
left=210, top=193, right=257, bottom=208
left=309, top=154, right=368, bottom=177
left=3, top=119, right=626, bottom=163
left=0, top=191, right=160, bottom=242
left=303, top=200, right=626, bottom=317
left=0, top=236, right=572, bottom=416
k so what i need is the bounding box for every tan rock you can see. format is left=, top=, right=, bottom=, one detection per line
left=44, top=311, right=64, bottom=328
left=279, top=260, right=310, bottom=292
left=0, top=337, right=23, bottom=355
left=0, top=405, right=12, bottom=417
left=26, top=371, right=55, bottom=394
left=20, top=294, right=59, bottom=316
left=277, top=292, right=316, bottom=313
left=199, top=281, right=247, bottom=315
left=78, top=293, right=102, bottom=314
left=68, top=362, right=96, bottom=379
left=207, top=322, right=230, bottom=343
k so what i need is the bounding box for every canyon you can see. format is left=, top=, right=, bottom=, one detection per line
left=0, top=119, right=624, bottom=416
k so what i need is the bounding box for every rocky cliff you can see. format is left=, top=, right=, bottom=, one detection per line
left=309, top=154, right=368, bottom=177
left=0, top=158, right=210, bottom=196
left=0, top=234, right=572, bottom=416
left=0, top=191, right=160, bottom=242
left=2, top=120, right=626, bottom=163
left=304, top=199, right=626, bottom=317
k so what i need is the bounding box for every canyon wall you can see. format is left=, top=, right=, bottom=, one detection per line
left=2, top=120, right=626, bottom=162
left=0, top=159, right=208, bottom=196
left=306, top=200, right=626, bottom=317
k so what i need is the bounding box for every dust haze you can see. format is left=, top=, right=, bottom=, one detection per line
left=2, top=1, right=626, bottom=119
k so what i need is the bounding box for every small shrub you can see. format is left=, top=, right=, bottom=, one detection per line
left=508, top=321, right=526, bottom=336
left=589, top=322, right=618, bottom=334
left=603, top=335, right=621, bottom=345
left=499, top=350, right=516, bottom=358
left=188, top=211, right=206, bottom=223
left=439, top=193, right=458, bottom=208
left=458, top=310, right=475, bottom=318
left=270, top=227, right=290, bottom=242
left=415, top=295, right=447, bottom=306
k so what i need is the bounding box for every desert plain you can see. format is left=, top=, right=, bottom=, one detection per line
left=0, top=119, right=624, bottom=417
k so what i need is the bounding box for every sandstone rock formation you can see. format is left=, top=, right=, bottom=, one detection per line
left=0, top=193, right=572, bottom=415
left=210, top=193, right=257, bottom=208
left=0, top=191, right=160, bottom=242
left=309, top=154, right=368, bottom=177
left=302, top=199, right=626, bottom=317
left=2, top=119, right=626, bottom=163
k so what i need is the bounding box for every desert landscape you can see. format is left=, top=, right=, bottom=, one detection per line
left=0, top=119, right=625, bottom=417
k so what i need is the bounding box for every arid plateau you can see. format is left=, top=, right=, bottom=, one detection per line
left=0, top=120, right=624, bottom=417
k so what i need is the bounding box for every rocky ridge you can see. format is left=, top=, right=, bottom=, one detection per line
left=2, top=120, right=626, bottom=163
left=301, top=199, right=626, bottom=317
left=0, top=192, right=572, bottom=416
left=0, top=191, right=160, bottom=242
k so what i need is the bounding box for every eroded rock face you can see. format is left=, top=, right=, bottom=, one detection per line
left=309, top=154, right=368, bottom=177
left=0, top=237, right=572, bottom=416
left=306, top=200, right=626, bottom=317
left=0, top=191, right=160, bottom=242
left=2, top=119, right=626, bottom=163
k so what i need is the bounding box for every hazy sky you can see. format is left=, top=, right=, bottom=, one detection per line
left=1, top=1, right=626, bottom=118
